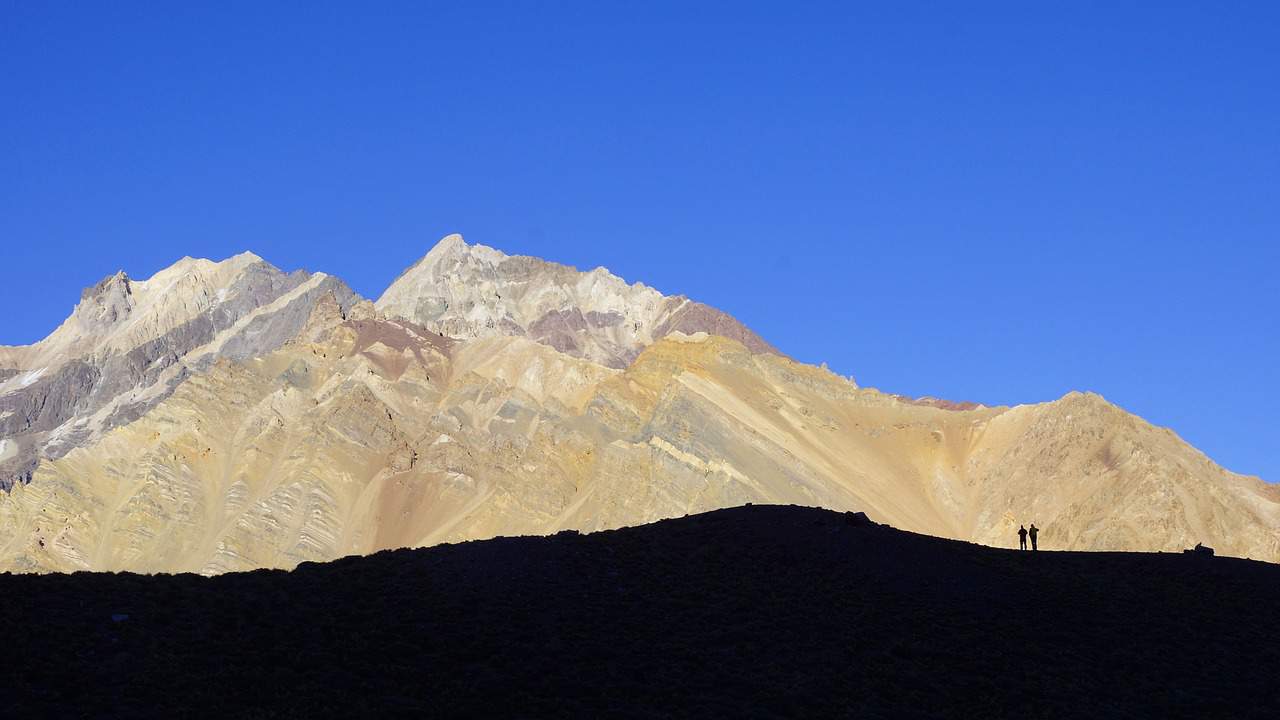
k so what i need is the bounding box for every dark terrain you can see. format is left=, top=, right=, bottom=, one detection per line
left=4, top=505, right=1278, bottom=718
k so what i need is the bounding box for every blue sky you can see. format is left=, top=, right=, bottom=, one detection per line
left=3, top=2, right=1277, bottom=480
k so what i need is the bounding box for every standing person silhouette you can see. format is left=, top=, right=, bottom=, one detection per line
left=1018, top=525, right=1028, bottom=550
left=1029, top=524, right=1039, bottom=551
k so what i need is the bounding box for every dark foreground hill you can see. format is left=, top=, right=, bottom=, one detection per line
left=4, top=505, right=1278, bottom=719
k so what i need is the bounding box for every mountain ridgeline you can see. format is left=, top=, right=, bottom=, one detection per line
left=0, top=235, right=1276, bottom=573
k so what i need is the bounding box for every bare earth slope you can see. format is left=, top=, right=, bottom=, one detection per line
left=4, top=505, right=1278, bottom=718
left=0, top=235, right=1275, bottom=572
left=0, top=253, right=358, bottom=489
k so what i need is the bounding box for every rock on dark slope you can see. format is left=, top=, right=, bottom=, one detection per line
left=4, top=505, right=1278, bottom=718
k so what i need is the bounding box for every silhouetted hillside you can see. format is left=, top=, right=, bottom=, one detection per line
left=4, top=505, right=1279, bottom=718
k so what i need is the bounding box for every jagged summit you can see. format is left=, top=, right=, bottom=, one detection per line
left=79, top=269, right=131, bottom=299
left=14, top=252, right=284, bottom=360
left=231, top=250, right=265, bottom=263
left=384, top=234, right=497, bottom=288
left=74, top=270, right=135, bottom=328
left=425, top=231, right=468, bottom=256
left=377, top=233, right=777, bottom=367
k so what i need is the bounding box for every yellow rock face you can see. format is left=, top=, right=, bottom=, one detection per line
left=2, top=302, right=1277, bottom=573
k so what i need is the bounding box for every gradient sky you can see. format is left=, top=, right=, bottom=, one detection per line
left=3, top=3, right=1277, bottom=481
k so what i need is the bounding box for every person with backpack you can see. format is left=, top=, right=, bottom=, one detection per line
left=1018, top=525, right=1028, bottom=550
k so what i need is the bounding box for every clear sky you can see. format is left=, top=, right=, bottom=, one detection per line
left=3, top=3, right=1277, bottom=481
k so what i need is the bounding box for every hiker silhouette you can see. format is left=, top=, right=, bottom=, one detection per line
left=1028, top=524, right=1039, bottom=551
left=1018, top=525, right=1028, bottom=550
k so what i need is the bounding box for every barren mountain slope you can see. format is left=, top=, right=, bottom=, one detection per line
left=3, top=291, right=1274, bottom=573
left=963, top=393, right=1280, bottom=557
left=0, top=253, right=358, bottom=489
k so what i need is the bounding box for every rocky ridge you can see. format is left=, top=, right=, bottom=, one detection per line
left=0, top=254, right=357, bottom=489
left=375, top=234, right=777, bottom=368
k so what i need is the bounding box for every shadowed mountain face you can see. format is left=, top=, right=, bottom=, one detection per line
left=3, top=505, right=1278, bottom=718
left=0, top=235, right=1276, bottom=572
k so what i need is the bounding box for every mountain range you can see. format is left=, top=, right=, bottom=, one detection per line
left=1, top=234, right=1276, bottom=572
